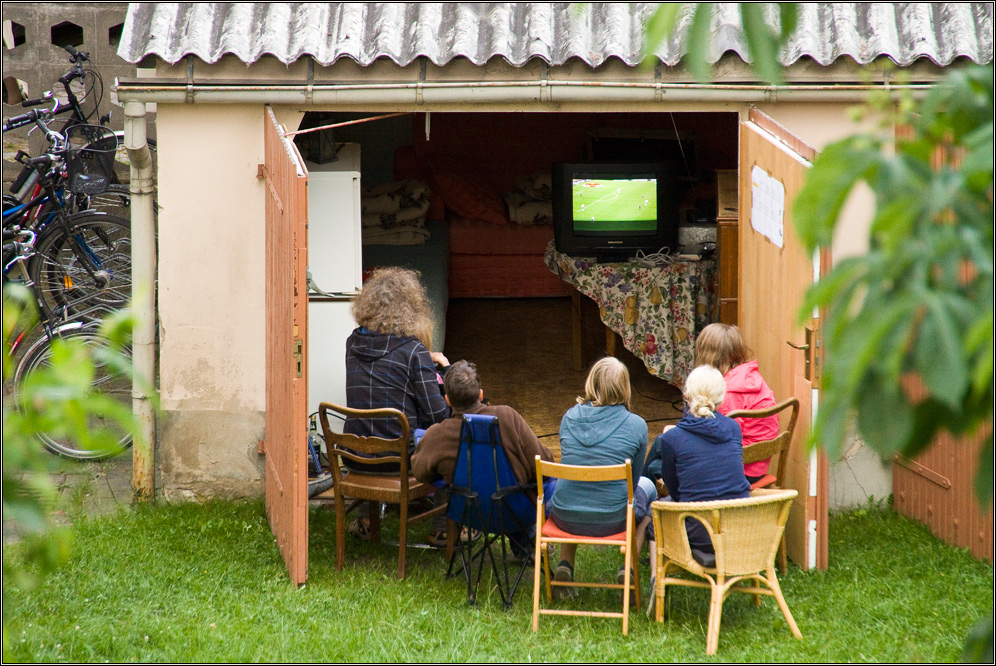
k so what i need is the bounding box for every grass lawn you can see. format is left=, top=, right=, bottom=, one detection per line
left=3, top=499, right=992, bottom=663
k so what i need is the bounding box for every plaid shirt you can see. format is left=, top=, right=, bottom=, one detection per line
left=344, top=328, right=449, bottom=451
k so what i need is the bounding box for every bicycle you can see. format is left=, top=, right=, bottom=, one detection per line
left=4, top=228, right=133, bottom=461
left=3, top=106, right=132, bottom=324
left=6, top=45, right=154, bottom=216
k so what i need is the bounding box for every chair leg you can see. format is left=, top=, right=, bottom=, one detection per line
left=397, top=500, right=408, bottom=580
left=706, top=577, right=725, bottom=656
left=532, top=535, right=543, bottom=631
left=335, top=499, right=347, bottom=571
left=767, top=567, right=802, bottom=639
left=777, top=534, right=788, bottom=573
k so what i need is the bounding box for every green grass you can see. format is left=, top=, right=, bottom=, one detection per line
left=3, top=501, right=992, bottom=662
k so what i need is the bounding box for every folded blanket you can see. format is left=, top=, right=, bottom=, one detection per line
left=505, top=171, right=553, bottom=225
left=361, top=179, right=432, bottom=245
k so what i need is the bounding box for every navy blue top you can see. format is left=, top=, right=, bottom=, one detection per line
left=645, top=410, right=750, bottom=551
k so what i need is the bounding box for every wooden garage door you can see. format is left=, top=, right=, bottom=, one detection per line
left=739, top=108, right=828, bottom=570
left=263, top=105, right=309, bottom=585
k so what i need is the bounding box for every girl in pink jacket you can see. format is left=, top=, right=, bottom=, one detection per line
left=694, top=324, right=779, bottom=485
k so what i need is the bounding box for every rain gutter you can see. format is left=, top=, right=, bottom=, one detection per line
left=123, top=100, right=156, bottom=502
left=116, top=78, right=934, bottom=105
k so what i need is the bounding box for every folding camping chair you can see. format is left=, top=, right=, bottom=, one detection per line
left=445, top=414, right=536, bottom=608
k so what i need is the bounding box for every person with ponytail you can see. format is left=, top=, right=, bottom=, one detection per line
left=643, top=364, right=750, bottom=558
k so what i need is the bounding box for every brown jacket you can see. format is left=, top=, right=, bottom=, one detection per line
left=411, top=403, right=554, bottom=487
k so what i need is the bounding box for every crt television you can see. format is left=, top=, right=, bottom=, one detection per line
left=551, top=162, right=681, bottom=261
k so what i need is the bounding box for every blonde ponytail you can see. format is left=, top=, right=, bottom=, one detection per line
left=683, top=365, right=726, bottom=419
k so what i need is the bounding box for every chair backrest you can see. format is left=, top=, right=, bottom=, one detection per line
left=653, top=488, right=797, bottom=575
left=535, top=458, right=634, bottom=502
left=318, top=402, right=412, bottom=482
left=448, top=414, right=534, bottom=535
left=727, top=397, right=800, bottom=483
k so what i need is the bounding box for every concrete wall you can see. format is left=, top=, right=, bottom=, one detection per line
left=155, top=102, right=302, bottom=499
left=1, top=2, right=151, bottom=187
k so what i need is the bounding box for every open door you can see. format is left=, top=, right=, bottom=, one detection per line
left=263, top=105, right=310, bottom=584
left=739, top=108, right=828, bottom=570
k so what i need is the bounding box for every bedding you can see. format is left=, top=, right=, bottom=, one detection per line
left=360, top=179, right=432, bottom=246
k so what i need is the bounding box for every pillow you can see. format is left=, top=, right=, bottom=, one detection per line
left=432, top=171, right=509, bottom=226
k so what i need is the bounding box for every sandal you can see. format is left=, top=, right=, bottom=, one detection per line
left=348, top=517, right=374, bottom=541
left=427, top=526, right=480, bottom=549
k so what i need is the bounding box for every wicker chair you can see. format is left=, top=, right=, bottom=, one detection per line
left=313, top=402, right=446, bottom=580
left=727, top=397, right=800, bottom=571
left=650, top=488, right=802, bottom=655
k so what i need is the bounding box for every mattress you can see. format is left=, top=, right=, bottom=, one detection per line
left=448, top=216, right=556, bottom=256
left=447, top=217, right=567, bottom=298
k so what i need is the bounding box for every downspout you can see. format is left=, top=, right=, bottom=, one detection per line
left=123, top=100, right=156, bottom=502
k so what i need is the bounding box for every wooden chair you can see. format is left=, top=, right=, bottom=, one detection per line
left=727, top=396, right=799, bottom=571
left=650, top=488, right=802, bottom=655
left=314, top=402, right=446, bottom=580
left=532, top=456, right=640, bottom=636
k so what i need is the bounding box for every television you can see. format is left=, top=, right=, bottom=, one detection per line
left=552, top=162, right=681, bottom=262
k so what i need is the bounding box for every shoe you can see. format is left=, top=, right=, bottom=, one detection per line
left=428, top=526, right=481, bottom=549
left=508, top=543, right=554, bottom=566
left=553, top=560, right=575, bottom=600
left=348, top=517, right=374, bottom=541
left=617, top=567, right=636, bottom=585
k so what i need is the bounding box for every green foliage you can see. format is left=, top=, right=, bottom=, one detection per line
left=2, top=283, right=141, bottom=659
left=643, top=3, right=798, bottom=84
left=794, top=64, right=994, bottom=505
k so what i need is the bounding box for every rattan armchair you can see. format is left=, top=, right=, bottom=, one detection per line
left=650, top=488, right=802, bottom=655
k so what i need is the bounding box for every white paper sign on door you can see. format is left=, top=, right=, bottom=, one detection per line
left=750, top=165, right=785, bottom=248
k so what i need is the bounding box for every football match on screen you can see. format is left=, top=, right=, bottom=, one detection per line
left=571, top=178, right=658, bottom=231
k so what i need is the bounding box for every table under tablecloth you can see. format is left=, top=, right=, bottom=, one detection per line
left=544, top=240, right=716, bottom=385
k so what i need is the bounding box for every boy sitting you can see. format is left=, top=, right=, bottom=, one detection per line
left=411, top=360, right=554, bottom=551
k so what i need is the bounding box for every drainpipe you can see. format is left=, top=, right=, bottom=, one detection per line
left=123, top=100, right=156, bottom=502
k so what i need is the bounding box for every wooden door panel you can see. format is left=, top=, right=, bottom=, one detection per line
left=739, top=112, right=820, bottom=569
left=264, top=105, right=309, bottom=585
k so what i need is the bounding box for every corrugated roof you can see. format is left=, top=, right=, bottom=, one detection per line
left=117, top=2, right=993, bottom=69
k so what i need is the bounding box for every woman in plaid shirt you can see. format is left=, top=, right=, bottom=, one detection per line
left=344, top=267, right=450, bottom=472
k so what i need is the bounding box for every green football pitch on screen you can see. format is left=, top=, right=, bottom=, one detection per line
left=572, top=178, right=657, bottom=231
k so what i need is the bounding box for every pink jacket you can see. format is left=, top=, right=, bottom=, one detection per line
left=718, top=360, right=779, bottom=477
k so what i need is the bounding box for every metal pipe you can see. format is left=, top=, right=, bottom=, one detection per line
left=115, top=77, right=934, bottom=105
left=123, top=100, right=156, bottom=502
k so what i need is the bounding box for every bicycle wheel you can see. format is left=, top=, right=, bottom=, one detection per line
left=29, top=212, right=131, bottom=322
left=13, top=327, right=133, bottom=460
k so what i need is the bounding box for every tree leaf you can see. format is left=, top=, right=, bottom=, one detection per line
left=684, top=3, right=714, bottom=83
left=740, top=3, right=782, bottom=84
left=642, top=3, right=684, bottom=64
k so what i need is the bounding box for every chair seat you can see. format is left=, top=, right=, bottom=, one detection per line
left=749, top=474, right=778, bottom=490
left=541, top=520, right=626, bottom=542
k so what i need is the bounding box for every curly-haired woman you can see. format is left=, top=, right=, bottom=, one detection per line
left=342, top=267, right=452, bottom=541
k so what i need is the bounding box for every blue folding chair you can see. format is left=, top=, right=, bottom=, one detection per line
left=445, top=413, right=536, bottom=608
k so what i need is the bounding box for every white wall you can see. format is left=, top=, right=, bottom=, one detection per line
left=156, top=103, right=299, bottom=498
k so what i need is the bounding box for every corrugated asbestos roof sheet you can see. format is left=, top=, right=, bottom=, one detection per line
left=117, top=2, right=993, bottom=69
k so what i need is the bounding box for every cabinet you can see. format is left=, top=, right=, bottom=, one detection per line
left=715, top=169, right=739, bottom=325
left=306, top=144, right=361, bottom=419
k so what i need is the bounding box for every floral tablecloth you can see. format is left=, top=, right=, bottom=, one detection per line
left=544, top=240, right=716, bottom=385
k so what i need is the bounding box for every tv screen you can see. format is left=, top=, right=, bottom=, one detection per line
left=571, top=176, right=658, bottom=233
left=552, top=162, right=680, bottom=261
